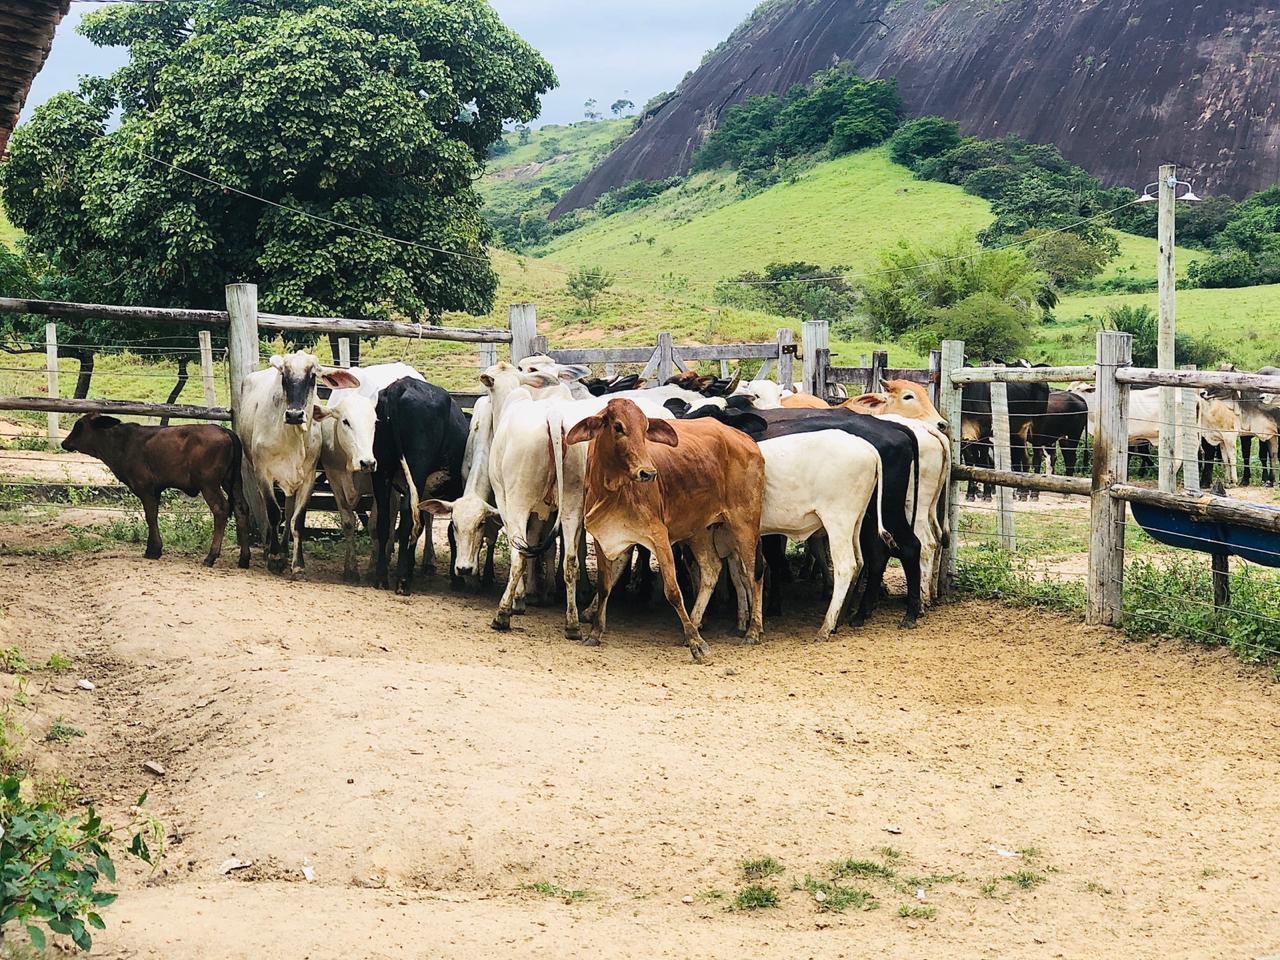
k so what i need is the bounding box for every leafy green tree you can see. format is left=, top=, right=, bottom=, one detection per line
left=714, top=261, right=856, bottom=327
left=566, top=265, right=614, bottom=317
left=915, top=291, right=1033, bottom=362
left=888, top=116, right=961, bottom=171
left=610, top=99, right=635, bottom=117
left=1022, top=230, right=1116, bottom=290
left=1101, top=303, right=1222, bottom=368
left=1, top=0, right=554, bottom=382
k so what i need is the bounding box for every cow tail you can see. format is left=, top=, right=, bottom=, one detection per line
left=909, top=436, right=921, bottom=531
left=873, top=454, right=892, bottom=547
left=400, top=455, right=421, bottom=542
left=935, top=433, right=951, bottom=549
left=508, top=411, right=563, bottom=560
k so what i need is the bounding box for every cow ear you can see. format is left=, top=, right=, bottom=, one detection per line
left=312, top=404, right=331, bottom=421
left=565, top=415, right=604, bottom=445
left=322, top=368, right=360, bottom=390
left=269, top=355, right=284, bottom=371
left=645, top=419, right=679, bottom=447
left=420, top=499, right=454, bottom=517
left=560, top=364, right=591, bottom=383
left=519, top=371, right=557, bottom=389
left=479, top=373, right=495, bottom=390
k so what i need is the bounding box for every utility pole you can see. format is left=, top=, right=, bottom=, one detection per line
left=1157, top=163, right=1177, bottom=493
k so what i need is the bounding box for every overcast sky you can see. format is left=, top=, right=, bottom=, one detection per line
left=24, top=1, right=757, bottom=127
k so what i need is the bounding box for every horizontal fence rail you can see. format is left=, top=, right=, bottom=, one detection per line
left=953, top=463, right=1092, bottom=497
left=949, top=365, right=1097, bottom=385
left=0, top=396, right=231, bottom=421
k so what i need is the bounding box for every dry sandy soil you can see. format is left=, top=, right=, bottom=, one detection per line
left=3, top=520, right=1280, bottom=960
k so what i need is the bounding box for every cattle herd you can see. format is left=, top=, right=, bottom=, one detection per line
left=55, top=352, right=1278, bottom=662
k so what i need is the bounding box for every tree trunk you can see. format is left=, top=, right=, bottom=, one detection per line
left=72, top=348, right=95, bottom=400
left=160, top=357, right=190, bottom=426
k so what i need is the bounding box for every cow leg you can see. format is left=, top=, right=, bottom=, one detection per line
left=586, top=549, right=629, bottom=647
left=1061, top=438, right=1079, bottom=481
left=446, top=522, right=462, bottom=590
left=651, top=538, right=710, bottom=663
left=332, top=475, right=360, bottom=583
left=1222, top=436, right=1239, bottom=487
left=482, top=519, right=499, bottom=587
left=561, top=523, right=585, bottom=642
left=200, top=482, right=230, bottom=567
left=1266, top=437, right=1278, bottom=487
left=393, top=493, right=416, bottom=594
left=225, top=465, right=251, bottom=569
left=262, top=482, right=285, bottom=574
left=1241, top=435, right=1254, bottom=487
left=686, top=534, right=722, bottom=631
left=816, top=516, right=860, bottom=643
left=493, top=542, right=528, bottom=631
left=421, top=513, right=437, bottom=577
left=761, top=534, right=788, bottom=618
left=140, top=492, right=163, bottom=560
left=849, top=530, right=889, bottom=628
left=724, top=552, right=750, bottom=634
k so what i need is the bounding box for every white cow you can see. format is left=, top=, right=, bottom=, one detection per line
left=238, top=352, right=358, bottom=577
left=318, top=392, right=378, bottom=582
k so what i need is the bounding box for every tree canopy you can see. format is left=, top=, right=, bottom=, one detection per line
left=1, top=0, right=555, bottom=333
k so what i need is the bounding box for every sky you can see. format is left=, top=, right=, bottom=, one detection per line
left=23, top=0, right=758, bottom=128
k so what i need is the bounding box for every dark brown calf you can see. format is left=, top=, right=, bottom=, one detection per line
left=566, top=398, right=765, bottom=663
left=61, top=414, right=250, bottom=567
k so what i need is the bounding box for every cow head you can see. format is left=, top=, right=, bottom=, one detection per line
left=565, top=397, right=678, bottom=483
left=734, top=379, right=784, bottom=409
left=61, top=412, right=123, bottom=454
left=326, top=394, right=378, bottom=473
left=516, top=355, right=591, bottom=395
left=847, top=380, right=948, bottom=433
left=269, top=353, right=359, bottom=426
left=420, top=495, right=501, bottom=578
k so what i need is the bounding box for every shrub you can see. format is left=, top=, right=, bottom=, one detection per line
left=1101, top=304, right=1223, bottom=368
left=594, top=177, right=683, bottom=216
left=921, top=292, right=1033, bottom=361
left=715, top=261, right=857, bottom=327
left=565, top=265, right=615, bottom=316
left=888, top=116, right=961, bottom=170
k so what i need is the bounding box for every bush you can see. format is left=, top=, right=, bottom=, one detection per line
left=918, top=292, right=1033, bottom=361
left=594, top=177, right=683, bottom=216
left=1, top=777, right=158, bottom=952
left=714, top=261, right=857, bottom=327
left=888, top=116, right=961, bottom=170
left=565, top=265, right=614, bottom=316
left=1101, top=304, right=1223, bottom=368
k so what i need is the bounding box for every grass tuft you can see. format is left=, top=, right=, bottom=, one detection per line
left=524, top=882, right=591, bottom=902
left=731, top=885, right=779, bottom=911
left=44, top=718, right=86, bottom=743
left=799, top=876, right=878, bottom=913
left=897, top=903, right=937, bottom=920
left=832, top=857, right=895, bottom=880
left=1001, top=870, right=1046, bottom=890
left=741, top=855, right=784, bottom=880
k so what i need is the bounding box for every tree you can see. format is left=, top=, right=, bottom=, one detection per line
left=1, top=0, right=554, bottom=393
left=917, top=291, right=1033, bottom=361
left=1101, top=304, right=1222, bottom=368
left=888, top=116, right=961, bottom=170
left=566, top=266, right=614, bottom=316
left=610, top=99, right=635, bottom=117
left=584, top=98, right=602, bottom=120
left=1022, top=230, right=1115, bottom=290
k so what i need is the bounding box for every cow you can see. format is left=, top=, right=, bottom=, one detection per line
left=61, top=414, right=250, bottom=568
left=238, top=352, right=359, bottom=577
left=318, top=392, right=378, bottom=582
left=683, top=405, right=925, bottom=629
left=1199, top=388, right=1280, bottom=488
left=371, top=377, right=468, bottom=594
left=420, top=395, right=502, bottom=589
left=960, top=375, right=1050, bottom=501
left=1028, top=390, right=1090, bottom=494
left=566, top=398, right=766, bottom=662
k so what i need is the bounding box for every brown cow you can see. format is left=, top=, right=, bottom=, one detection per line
left=61, top=414, right=250, bottom=567
left=780, top=380, right=948, bottom=429
left=566, top=398, right=765, bottom=663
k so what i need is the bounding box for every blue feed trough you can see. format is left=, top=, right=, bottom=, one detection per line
left=1130, top=500, right=1280, bottom=568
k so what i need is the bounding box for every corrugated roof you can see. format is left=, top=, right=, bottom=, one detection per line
left=0, top=0, right=71, bottom=154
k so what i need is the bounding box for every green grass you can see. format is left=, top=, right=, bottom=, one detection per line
left=541, top=147, right=994, bottom=283
left=798, top=876, right=879, bottom=913
left=0, top=204, right=20, bottom=248
left=1001, top=870, right=1047, bottom=890
left=731, top=885, right=779, bottom=910
left=896, top=903, right=937, bottom=920
left=740, top=855, right=785, bottom=880
left=483, top=119, right=631, bottom=223
left=832, top=858, right=896, bottom=880
left=524, top=881, right=591, bottom=902
left=44, top=718, right=86, bottom=743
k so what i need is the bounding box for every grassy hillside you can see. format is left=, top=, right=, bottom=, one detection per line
left=482, top=119, right=630, bottom=225
left=0, top=206, right=20, bottom=248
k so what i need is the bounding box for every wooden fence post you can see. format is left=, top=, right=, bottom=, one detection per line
left=479, top=340, right=497, bottom=374
left=1157, top=163, right=1178, bottom=494
left=337, top=337, right=351, bottom=368
left=225, top=283, right=259, bottom=426
left=1178, top=364, right=1200, bottom=493
left=870, top=349, right=888, bottom=394
left=1087, top=330, right=1132, bottom=626
left=656, top=332, right=675, bottom=384
left=777, top=328, right=794, bottom=387
left=801, top=320, right=829, bottom=396
left=198, top=330, right=217, bottom=411
left=939, top=339, right=965, bottom=586
left=44, top=322, right=59, bottom=444
left=989, top=381, right=1017, bottom=552
left=508, top=303, right=537, bottom=363
left=927, top=349, right=942, bottom=411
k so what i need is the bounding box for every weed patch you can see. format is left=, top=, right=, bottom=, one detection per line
left=798, top=876, right=878, bottom=913
left=524, top=882, right=591, bottom=902
left=731, top=885, right=779, bottom=911
left=741, top=855, right=785, bottom=880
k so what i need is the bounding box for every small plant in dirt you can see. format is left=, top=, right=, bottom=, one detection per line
left=524, top=882, right=591, bottom=903
left=44, top=653, right=72, bottom=673
left=897, top=903, right=937, bottom=920
left=731, top=885, right=779, bottom=911
left=44, top=719, right=86, bottom=743
left=698, top=888, right=726, bottom=902
left=798, top=876, right=878, bottom=913
left=740, top=855, right=785, bottom=880
left=1001, top=870, right=1046, bottom=890
left=896, top=872, right=962, bottom=894
left=0, top=647, right=30, bottom=674
left=0, top=778, right=160, bottom=951
left=1084, top=880, right=1112, bottom=896
left=832, top=857, right=895, bottom=880
left=1017, top=846, right=1042, bottom=860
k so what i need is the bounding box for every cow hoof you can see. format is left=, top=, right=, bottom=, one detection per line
left=847, top=613, right=868, bottom=629
left=688, top=639, right=710, bottom=664
left=238, top=556, right=251, bottom=570
left=491, top=615, right=511, bottom=632
left=145, top=549, right=162, bottom=560
left=564, top=623, right=583, bottom=642
left=202, top=553, right=218, bottom=567
left=268, top=557, right=286, bottom=575
left=395, top=582, right=412, bottom=596
left=290, top=569, right=307, bottom=582
left=513, top=599, right=527, bottom=614
left=342, top=570, right=359, bottom=585
left=899, top=614, right=918, bottom=630
left=741, top=631, right=762, bottom=647
left=813, top=630, right=832, bottom=643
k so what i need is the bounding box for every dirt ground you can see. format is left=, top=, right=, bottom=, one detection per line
left=3, top=521, right=1280, bottom=960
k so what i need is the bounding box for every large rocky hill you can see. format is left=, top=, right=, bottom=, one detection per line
left=553, top=0, right=1280, bottom=215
